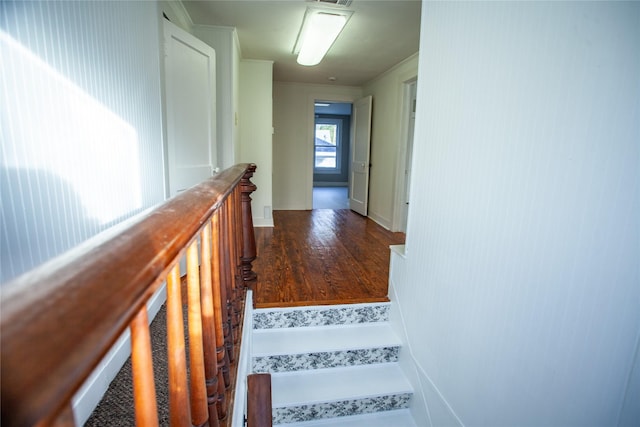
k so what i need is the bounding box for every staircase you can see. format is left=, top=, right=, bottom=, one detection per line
left=251, top=302, right=417, bottom=426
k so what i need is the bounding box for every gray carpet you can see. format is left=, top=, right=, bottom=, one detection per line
left=85, top=305, right=171, bottom=426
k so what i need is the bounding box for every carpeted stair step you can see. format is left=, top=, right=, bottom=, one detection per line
left=270, top=363, right=413, bottom=425
left=252, top=322, right=401, bottom=372
left=253, top=302, right=390, bottom=329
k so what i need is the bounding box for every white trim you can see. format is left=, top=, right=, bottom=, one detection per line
left=232, top=290, right=254, bottom=427
left=240, top=59, right=274, bottom=65
left=253, top=218, right=275, bottom=227
left=368, top=211, right=392, bottom=231
left=363, top=52, right=419, bottom=87
left=162, top=0, right=194, bottom=32
left=232, top=27, right=242, bottom=59
left=392, top=78, right=418, bottom=232
left=173, top=1, right=194, bottom=27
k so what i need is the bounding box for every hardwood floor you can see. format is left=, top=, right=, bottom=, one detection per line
left=251, top=209, right=406, bottom=308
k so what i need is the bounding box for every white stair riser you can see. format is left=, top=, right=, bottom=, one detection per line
left=273, top=393, right=412, bottom=424
left=251, top=303, right=415, bottom=425
left=253, top=347, right=399, bottom=373
left=253, top=304, right=390, bottom=329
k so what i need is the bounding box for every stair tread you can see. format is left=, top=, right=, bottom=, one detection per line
left=274, top=409, right=417, bottom=427
left=271, top=363, right=412, bottom=407
left=253, top=322, right=401, bottom=356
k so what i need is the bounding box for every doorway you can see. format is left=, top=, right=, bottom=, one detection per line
left=401, top=80, right=417, bottom=231
left=393, top=79, right=417, bottom=232
left=312, top=101, right=351, bottom=209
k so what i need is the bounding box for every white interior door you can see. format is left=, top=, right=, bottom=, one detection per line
left=164, top=20, right=216, bottom=197
left=349, top=96, right=373, bottom=216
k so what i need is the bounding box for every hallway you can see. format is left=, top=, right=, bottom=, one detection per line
left=312, top=186, right=349, bottom=209
left=252, top=209, right=405, bottom=308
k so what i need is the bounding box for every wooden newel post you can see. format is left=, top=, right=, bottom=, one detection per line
left=240, top=163, right=258, bottom=285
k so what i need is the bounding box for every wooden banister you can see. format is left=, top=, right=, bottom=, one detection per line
left=246, top=374, right=273, bottom=427
left=0, top=163, right=258, bottom=427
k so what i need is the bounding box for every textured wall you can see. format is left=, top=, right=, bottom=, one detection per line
left=395, top=1, right=640, bottom=425
left=1, top=1, right=165, bottom=283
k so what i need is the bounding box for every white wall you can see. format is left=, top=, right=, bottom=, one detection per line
left=1, top=1, right=165, bottom=284
left=393, top=1, right=640, bottom=426
left=362, top=54, right=419, bottom=230
left=239, top=60, right=274, bottom=227
left=1, top=0, right=170, bottom=422
left=273, top=82, right=362, bottom=210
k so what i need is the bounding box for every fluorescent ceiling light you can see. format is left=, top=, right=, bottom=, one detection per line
left=315, top=102, right=330, bottom=107
left=293, top=8, right=353, bottom=67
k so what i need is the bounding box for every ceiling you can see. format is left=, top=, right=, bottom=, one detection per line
left=181, top=0, right=422, bottom=86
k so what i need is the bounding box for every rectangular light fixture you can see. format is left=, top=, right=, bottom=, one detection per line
left=293, top=7, right=353, bottom=67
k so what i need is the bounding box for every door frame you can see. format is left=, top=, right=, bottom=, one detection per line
left=305, top=93, right=359, bottom=209
left=392, top=77, right=418, bottom=232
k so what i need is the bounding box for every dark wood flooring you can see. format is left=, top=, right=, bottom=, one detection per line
left=251, top=209, right=406, bottom=308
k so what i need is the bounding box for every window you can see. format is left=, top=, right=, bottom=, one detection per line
left=314, top=118, right=341, bottom=172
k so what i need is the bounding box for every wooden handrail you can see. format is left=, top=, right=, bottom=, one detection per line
left=0, top=163, right=258, bottom=427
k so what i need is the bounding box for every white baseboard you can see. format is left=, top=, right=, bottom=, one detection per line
left=273, top=203, right=308, bottom=211
left=368, top=211, right=392, bottom=230
left=253, top=217, right=274, bottom=227
left=72, top=284, right=167, bottom=426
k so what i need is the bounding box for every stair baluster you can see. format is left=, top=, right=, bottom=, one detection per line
left=130, top=307, right=159, bottom=427
left=229, top=189, right=243, bottom=344
left=167, top=264, right=191, bottom=427
left=199, top=222, right=221, bottom=426
left=211, top=210, right=231, bottom=415
left=186, top=241, right=211, bottom=427
left=220, top=199, right=236, bottom=364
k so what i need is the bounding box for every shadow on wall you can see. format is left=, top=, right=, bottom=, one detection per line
left=1, top=167, right=99, bottom=284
